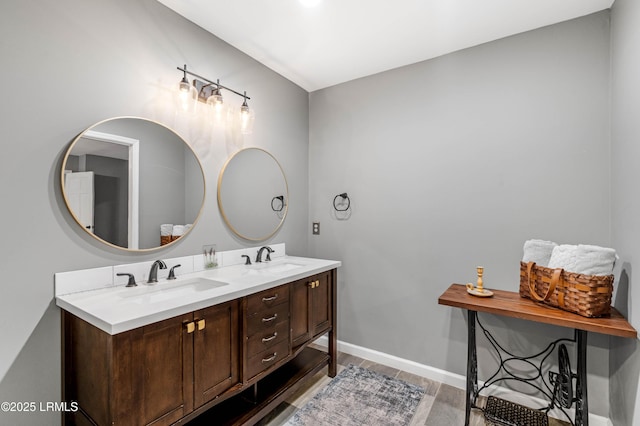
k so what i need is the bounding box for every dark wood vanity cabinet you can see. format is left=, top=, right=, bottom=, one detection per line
left=243, top=284, right=291, bottom=381
left=291, top=270, right=333, bottom=349
left=193, top=302, right=240, bottom=408
left=62, top=268, right=337, bottom=426
left=63, top=300, right=240, bottom=426
left=63, top=312, right=191, bottom=426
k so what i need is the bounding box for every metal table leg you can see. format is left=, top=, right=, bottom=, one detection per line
left=575, top=330, right=589, bottom=426
left=466, top=310, right=478, bottom=426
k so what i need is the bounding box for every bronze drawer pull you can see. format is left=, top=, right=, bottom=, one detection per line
left=262, top=313, right=278, bottom=323
left=262, top=353, right=277, bottom=363
left=262, top=332, right=278, bottom=343
left=262, top=294, right=278, bottom=302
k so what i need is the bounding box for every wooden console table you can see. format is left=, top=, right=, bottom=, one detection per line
left=438, top=284, right=636, bottom=426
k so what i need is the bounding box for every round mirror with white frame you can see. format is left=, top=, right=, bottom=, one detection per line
left=61, top=117, right=205, bottom=251
left=217, top=147, right=288, bottom=241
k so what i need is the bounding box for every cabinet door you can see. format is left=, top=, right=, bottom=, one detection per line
left=310, top=271, right=332, bottom=336
left=193, top=300, right=240, bottom=408
left=291, top=273, right=333, bottom=349
left=123, top=313, right=194, bottom=426
left=290, top=277, right=313, bottom=348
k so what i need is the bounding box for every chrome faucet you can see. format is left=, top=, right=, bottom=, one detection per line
left=256, top=246, right=274, bottom=263
left=147, top=260, right=167, bottom=283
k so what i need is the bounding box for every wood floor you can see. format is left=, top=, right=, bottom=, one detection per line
left=258, top=348, right=572, bottom=426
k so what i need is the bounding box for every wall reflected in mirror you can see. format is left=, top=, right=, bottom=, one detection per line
left=218, top=148, right=288, bottom=241
left=61, top=117, right=205, bottom=251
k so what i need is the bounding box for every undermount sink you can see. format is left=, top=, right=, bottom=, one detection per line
left=253, top=261, right=306, bottom=274
left=120, top=277, right=228, bottom=304
left=264, top=262, right=305, bottom=273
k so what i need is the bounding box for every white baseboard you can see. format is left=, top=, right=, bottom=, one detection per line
left=315, top=336, right=612, bottom=426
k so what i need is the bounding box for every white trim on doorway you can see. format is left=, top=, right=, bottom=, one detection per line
left=83, top=130, right=140, bottom=249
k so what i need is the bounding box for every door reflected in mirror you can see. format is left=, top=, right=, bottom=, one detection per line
left=61, top=117, right=205, bottom=251
left=218, top=148, right=288, bottom=241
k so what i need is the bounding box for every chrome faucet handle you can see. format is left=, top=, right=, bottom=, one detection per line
left=117, top=273, right=137, bottom=287
left=241, top=255, right=252, bottom=265
left=167, top=264, right=181, bottom=280
left=265, top=247, right=274, bottom=262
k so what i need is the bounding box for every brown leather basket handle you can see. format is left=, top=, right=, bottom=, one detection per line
left=527, top=262, right=560, bottom=302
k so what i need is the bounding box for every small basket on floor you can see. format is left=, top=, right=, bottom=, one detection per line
left=484, top=396, right=549, bottom=426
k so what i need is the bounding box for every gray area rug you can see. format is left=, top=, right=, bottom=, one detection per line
left=286, top=364, right=425, bottom=425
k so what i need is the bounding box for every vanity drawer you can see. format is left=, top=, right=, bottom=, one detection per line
left=246, top=303, right=289, bottom=336
left=245, top=284, right=289, bottom=315
left=245, top=339, right=290, bottom=380
left=246, top=320, right=289, bottom=356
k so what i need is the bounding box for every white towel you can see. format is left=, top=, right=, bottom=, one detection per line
left=547, top=245, right=578, bottom=270
left=172, top=225, right=185, bottom=237
left=160, top=224, right=173, bottom=236
left=522, top=239, right=557, bottom=266
left=573, top=244, right=616, bottom=276
left=548, top=244, right=616, bottom=276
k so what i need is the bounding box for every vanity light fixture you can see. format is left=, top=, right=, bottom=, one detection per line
left=176, top=65, right=198, bottom=114
left=206, top=79, right=225, bottom=127
left=239, top=91, right=255, bottom=135
left=176, top=65, right=253, bottom=132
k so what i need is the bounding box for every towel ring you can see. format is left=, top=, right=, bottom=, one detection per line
left=271, top=195, right=285, bottom=212
left=333, top=193, right=350, bottom=212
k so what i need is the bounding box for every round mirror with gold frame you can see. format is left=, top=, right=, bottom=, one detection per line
left=61, top=117, right=206, bottom=251
left=218, top=148, right=288, bottom=241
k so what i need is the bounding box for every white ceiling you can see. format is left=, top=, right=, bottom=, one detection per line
left=157, top=0, right=614, bottom=92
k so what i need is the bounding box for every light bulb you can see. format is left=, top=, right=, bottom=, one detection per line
left=239, top=100, right=255, bottom=135
left=176, top=72, right=197, bottom=114
left=206, top=90, right=225, bottom=127
left=179, top=80, right=191, bottom=93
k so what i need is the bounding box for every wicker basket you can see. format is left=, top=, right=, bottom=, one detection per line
left=484, top=396, right=548, bottom=426
left=519, top=261, right=613, bottom=318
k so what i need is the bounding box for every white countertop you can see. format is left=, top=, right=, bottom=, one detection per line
left=56, top=256, right=340, bottom=335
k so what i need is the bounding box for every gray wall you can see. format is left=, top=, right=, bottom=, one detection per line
left=0, top=1, right=632, bottom=425
left=610, top=0, right=640, bottom=424
left=309, top=11, right=613, bottom=417
left=135, top=121, right=189, bottom=248
left=0, top=0, right=309, bottom=424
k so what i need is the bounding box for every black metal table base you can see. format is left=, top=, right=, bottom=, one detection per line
left=465, top=310, right=589, bottom=426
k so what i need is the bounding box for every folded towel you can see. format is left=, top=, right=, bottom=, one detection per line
left=548, top=244, right=578, bottom=270
left=548, top=244, right=616, bottom=276
left=573, top=244, right=616, bottom=276
left=522, top=239, right=557, bottom=266
left=172, top=225, right=185, bottom=237
left=160, top=224, right=173, bottom=236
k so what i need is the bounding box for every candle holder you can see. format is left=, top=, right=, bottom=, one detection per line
left=466, top=266, right=493, bottom=297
